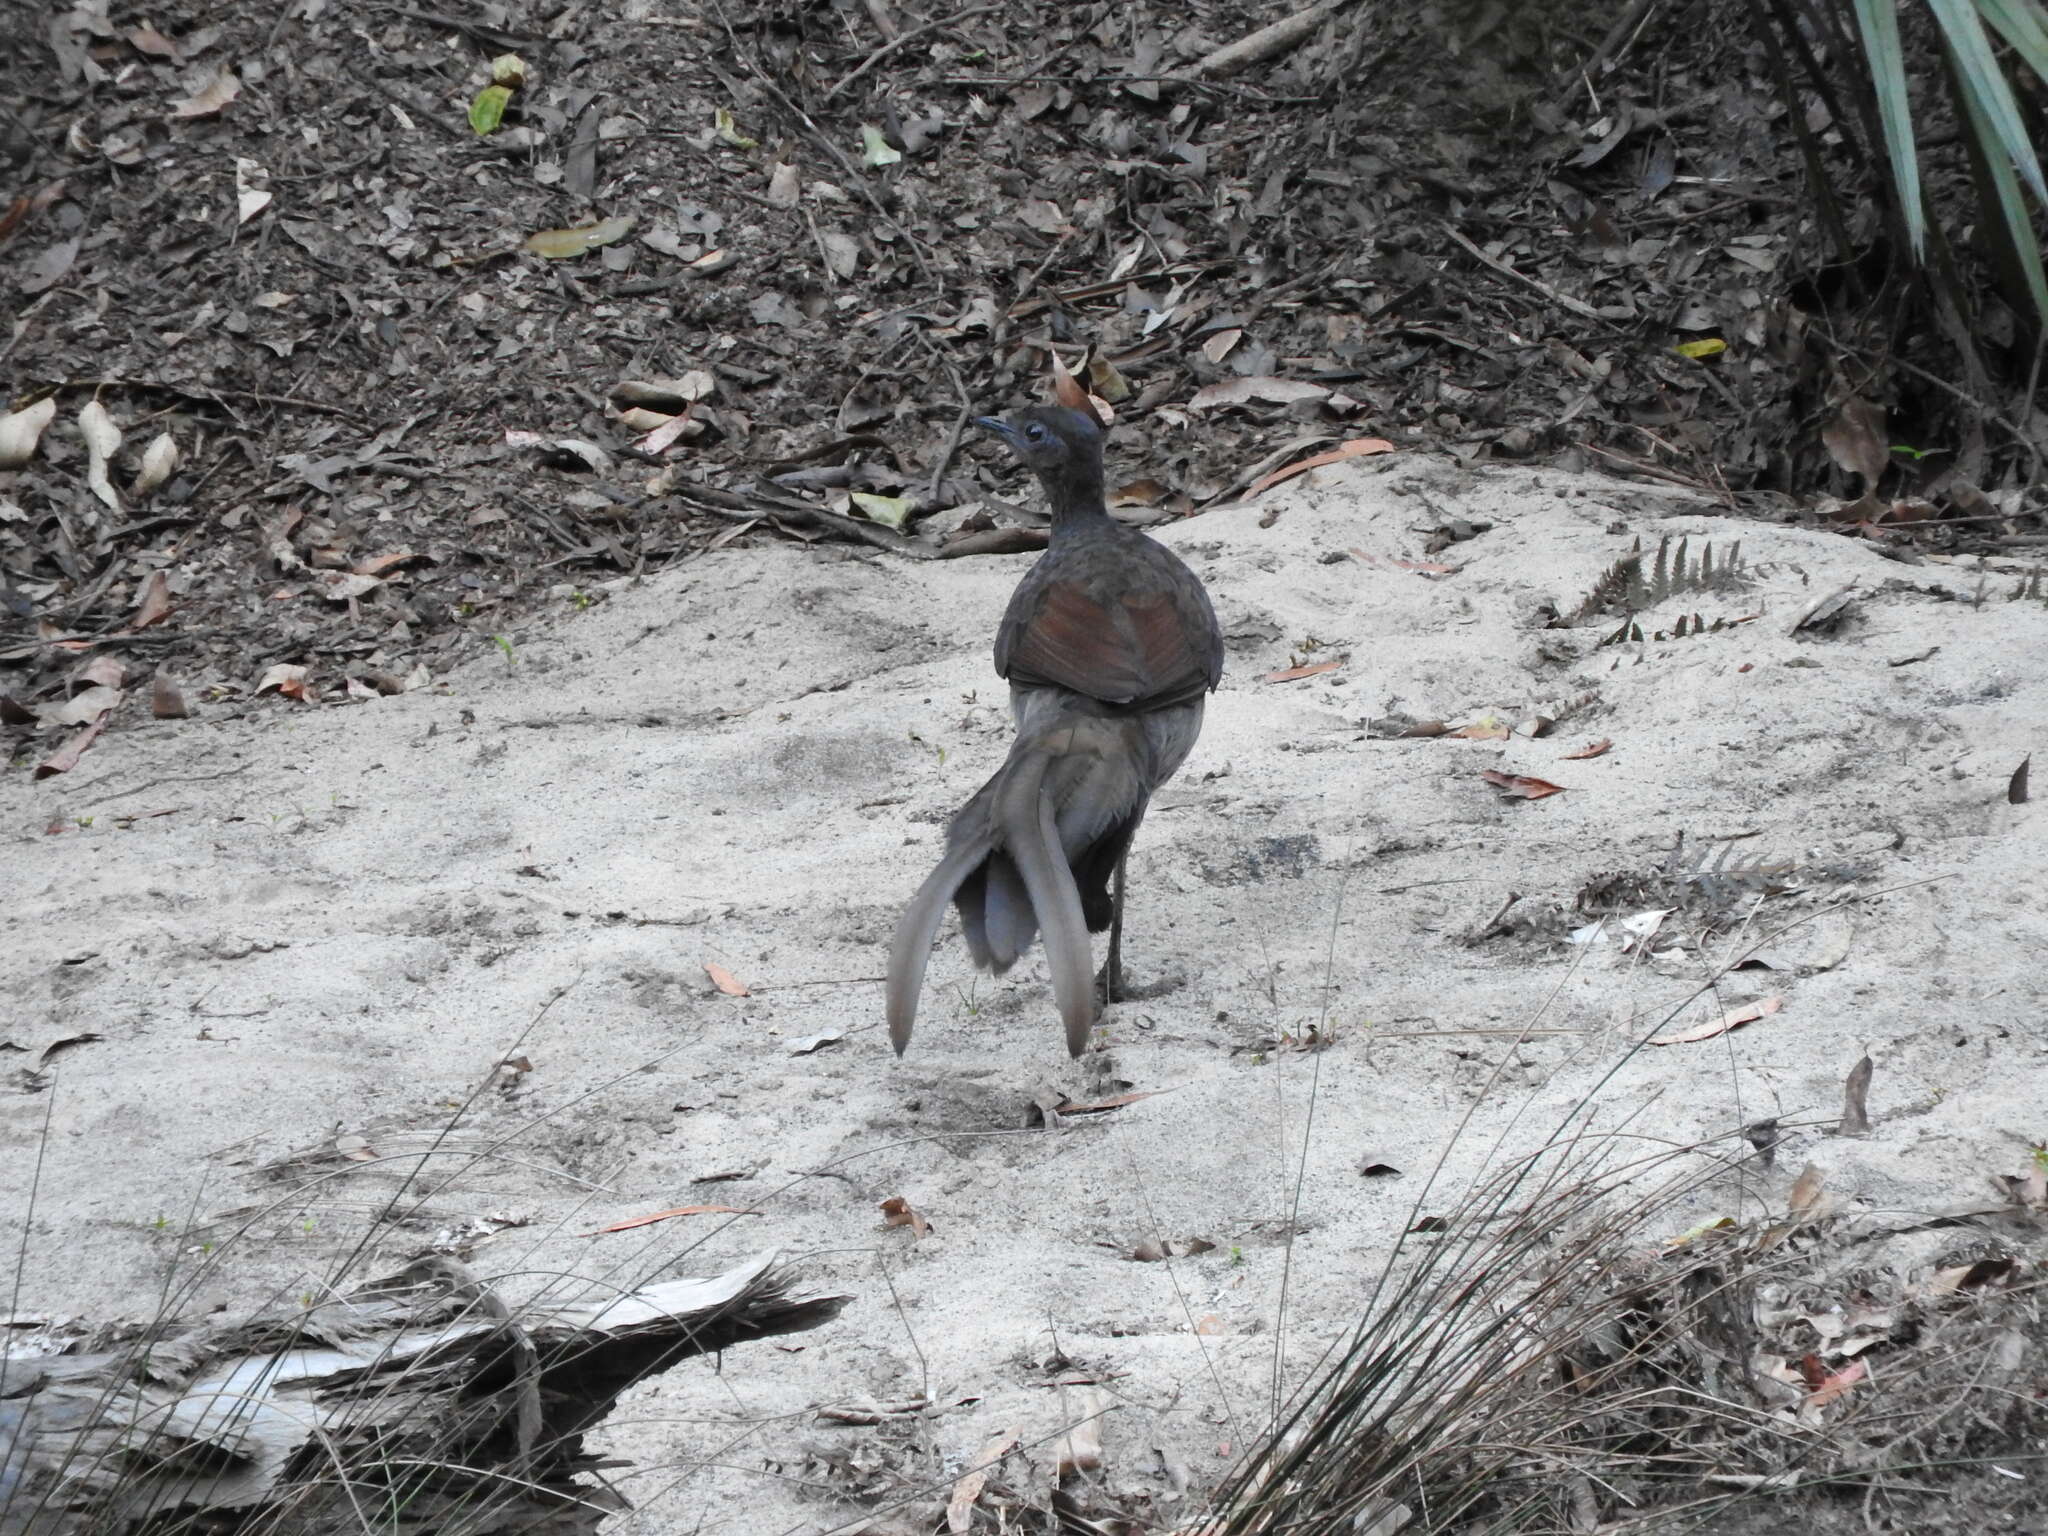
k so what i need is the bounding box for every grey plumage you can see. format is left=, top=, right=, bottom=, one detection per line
left=886, top=407, right=1221, bottom=1057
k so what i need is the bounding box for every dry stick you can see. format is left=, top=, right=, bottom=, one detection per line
left=687, top=488, right=938, bottom=559
left=827, top=2, right=1000, bottom=99
left=1439, top=220, right=1611, bottom=323
left=918, top=334, right=974, bottom=503
left=1188, top=0, right=1353, bottom=79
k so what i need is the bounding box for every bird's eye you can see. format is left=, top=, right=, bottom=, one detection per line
left=1025, top=423, right=1049, bottom=442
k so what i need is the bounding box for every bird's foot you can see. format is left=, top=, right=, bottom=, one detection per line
left=1095, top=963, right=1184, bottom=1007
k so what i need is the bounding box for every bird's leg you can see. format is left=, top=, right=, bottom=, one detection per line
left=1096, top=849, right=1186, bottom=1006
left=1099, top=851, right=1129, bottom=1003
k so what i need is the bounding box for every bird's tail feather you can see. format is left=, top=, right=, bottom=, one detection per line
left=886, top=838, right=991, bottom=1055
left=890, top=712, right=1143, bottom=1056
left=991, top=748, right=1096, bottom=1056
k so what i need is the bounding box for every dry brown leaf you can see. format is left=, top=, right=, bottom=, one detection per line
left=151, top=675, right=188, bottom=719
left=350, top=550, right=429, bottom=577
left=1820, top=395, right=1887, bottom=487
left=945, top=1428, right=1021, bottom=1534
left=1188, top=376, right=1330, bottom=410
left=1921, top=1257, right=2017, bottom=1296
left=880, top=1195, right=931, bottom=1239
left=1480, top=769, right=1566, bottom=800
left=1804, top=1358, right=1865, bottom=1408
left=1110, top=477, right=1170, bottom=507
left=43, top=685, right=121, bottom=727
left=1263, top=659, right=1340, bottom=684
left=255, top=663, right=313, bottom=701
left=35, top=717, right=108, bottom=779
left=582, top=1204, right=758, bottom=1236
left=170, top=72, right=241, bottom=118
left=1054, top=1387, right=1105, bottom=1475
left=128, top=24, right=181, bottom=58
left=314, top=571, right=382, bottom=602
left=1651, top=994, right=1784, bottom=1046
left=1561, top=738, right=1613, bottom=760
left=1348, top=547, right=1458, bottom=575
left=1787, top=1162, right=1825, bottom=1221
left=703, top=960, right=749, bottom=996
left=1247, top=437, right=1395, bottom=496
left=73, top=656, right=126, bottom=692
left=1840, top=1054, right=1873, bottom=1136
left=1201, top=327, right=1242, bottom=363
left=1128, top=1236, right=1217, bottom=1261
left=1054, top=1091, right=1158, bottom=1116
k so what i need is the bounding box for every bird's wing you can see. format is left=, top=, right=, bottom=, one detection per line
left=997, top=543, right=1217, bottom=708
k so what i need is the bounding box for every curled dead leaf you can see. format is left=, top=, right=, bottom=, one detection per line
left=945, top=1428, right=1021, bottom=1535
left=255, top=663, right=314, bottom=701
left=170, top=72, right=240, bottom=118
left=78, top=400, right=123, bottom=512
left=1479, top=769, right=1566, bottom=800
left=880, top=1195, right=931, bottom=1239
left=0, top=398, right=58, bottom=468
left=703, top=960, right=749, bottom=997
left=1561, top=738, right=1613, bottom=760
left=131, top=432, right=180, bottom=496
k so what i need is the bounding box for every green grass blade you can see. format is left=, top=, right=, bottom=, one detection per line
left=1930, top=0, right=2048, bottom=204
left=1976, top=0, right=2048, bottom=81
left=1954, top=59, right=2048, bottom=322
left=1850, top=0, right=1924, bottom=251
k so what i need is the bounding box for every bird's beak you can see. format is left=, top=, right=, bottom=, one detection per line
left=974, top=414, right=1015, bottom=440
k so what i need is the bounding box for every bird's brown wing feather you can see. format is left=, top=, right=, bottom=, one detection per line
left=999, top=574, right=1213, bottom=708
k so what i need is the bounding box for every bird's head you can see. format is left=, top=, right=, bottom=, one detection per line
left=975, top=406, right=1105, bottom=515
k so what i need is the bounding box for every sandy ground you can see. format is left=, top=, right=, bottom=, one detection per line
left=7, top=451, right=2047, bottom=1532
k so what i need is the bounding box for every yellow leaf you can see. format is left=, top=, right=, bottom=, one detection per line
left=849, top=492, right=913, bottom=530
left=715, top=107, right=757, bottom=149
left=1674, top=337, right=1726, bottom=359
left=523, top=216, right=634, bottom=258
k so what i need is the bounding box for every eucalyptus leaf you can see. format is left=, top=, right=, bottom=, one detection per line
left=469, top=85, right=511, bottom=136
left=849, top=491, right=913, bottom=529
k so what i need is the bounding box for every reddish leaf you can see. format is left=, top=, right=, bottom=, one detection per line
left=880, top=1195, right=931, bottom=1239
left=1348, top=547, right=1458, bottom=575
left=35, top=716, right=108, bottom=778
left=703, top=961, right=749, bottom=996
left=583, top=1204, right=758, bottom=1236
left=256, top=663, right=314, bottom=701
left=1805, top=1358, right=1866, bottom=1407
left=1247, top=437, right=1396, bottom=497
left=1651, top=995, right=1784, bottom=1046
left=1561, top=738, right=1613, bottom=760
left=1263, top=659, right=1340, bottom=684
left=1480, top=769, right=1566, bottom=799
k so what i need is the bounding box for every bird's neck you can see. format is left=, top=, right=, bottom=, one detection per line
left=1037, top=464, right=1111, bottom=529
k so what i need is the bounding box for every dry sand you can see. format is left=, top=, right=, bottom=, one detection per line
left=7, top=451, right=2046, bottom=1532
